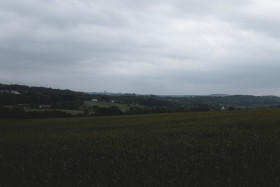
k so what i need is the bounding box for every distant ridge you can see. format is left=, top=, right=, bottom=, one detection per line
left=210, top=94, right=230, bottom=97
left=1, top=83, right=280, bottom=110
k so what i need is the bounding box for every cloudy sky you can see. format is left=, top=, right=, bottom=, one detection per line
left=1, top=0, right=280, bottom=95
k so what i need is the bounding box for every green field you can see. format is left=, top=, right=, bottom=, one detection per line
left=24, top=108, right=83, bottom=115
left=1, top=109, right=280, bottom=186
left=84, top=100, right=139, bottom=112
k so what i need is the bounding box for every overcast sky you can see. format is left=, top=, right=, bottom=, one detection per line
left=1, top=0, right=280, bottom=95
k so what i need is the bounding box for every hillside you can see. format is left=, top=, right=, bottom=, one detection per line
left=0, top=84, right=90, bottom=109
left=1, top=83, right=280, bottom=119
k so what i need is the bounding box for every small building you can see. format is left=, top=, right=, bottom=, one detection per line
left=91, top=99, right=98, bottom=102
left=11, top=91, right=20, bottom=95
left=18, top=104, right=30, bottom=109
left=39, top=105, right=52, bottom=109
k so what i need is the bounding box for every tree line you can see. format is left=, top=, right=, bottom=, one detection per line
left=2, top=83, right=280, bottom=119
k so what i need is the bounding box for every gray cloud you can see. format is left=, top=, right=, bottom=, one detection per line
left=1, top=0, right=280, bottom=95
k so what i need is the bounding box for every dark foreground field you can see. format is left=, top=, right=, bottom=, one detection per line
left=1, top=109, right=280, bottom=186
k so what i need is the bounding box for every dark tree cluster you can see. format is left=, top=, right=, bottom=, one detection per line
left=0, top=84, right=90, bottom=110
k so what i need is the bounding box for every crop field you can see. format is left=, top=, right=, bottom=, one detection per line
left=1, top=109, right=280, bottom=186
left=84, top=101, right=131, bottom=112
left=24, top=108, right=83, bottom=115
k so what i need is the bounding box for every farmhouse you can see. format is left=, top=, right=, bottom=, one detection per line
left=18, top=104, right=30, bottom=109
left=39, top=105, right=52, bottom=109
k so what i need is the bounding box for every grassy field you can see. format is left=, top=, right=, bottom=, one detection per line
left=24, top=108, right=83, bottom=115
left=1, top=109, right=280, bottom=186
left=84, top=100, right=139, bottom=112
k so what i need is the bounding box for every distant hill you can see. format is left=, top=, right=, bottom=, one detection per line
left=0, top=83, right=91, bottom=110
left=209, top=94, right=230, bottom=97
left=1, top=83, right=280, bottom=113
left=182, top=95, right=280, bottom=109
